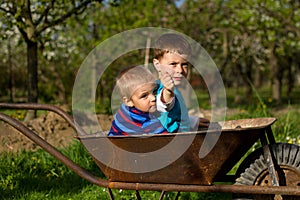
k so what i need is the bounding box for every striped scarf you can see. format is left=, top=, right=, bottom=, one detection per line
left=108, top=104, right=168, bottom=136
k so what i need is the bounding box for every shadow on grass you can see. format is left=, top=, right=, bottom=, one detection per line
left=0, top=141, right=107, bottom=199
left=0, top=169, right=106, bottom=199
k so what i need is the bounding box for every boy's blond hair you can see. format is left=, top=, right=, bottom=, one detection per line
left=116, top=66, right=156, bottom=99
left=153, top=33, right=192, bottom=60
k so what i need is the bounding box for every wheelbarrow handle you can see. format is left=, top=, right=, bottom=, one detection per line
left=0, top=103, right=109, bottom=188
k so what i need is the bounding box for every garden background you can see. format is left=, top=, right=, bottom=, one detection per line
left=0, top=0, right=300, bottom=199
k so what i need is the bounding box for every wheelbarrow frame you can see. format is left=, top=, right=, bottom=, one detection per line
left=0, top=103, right=299, bottom=199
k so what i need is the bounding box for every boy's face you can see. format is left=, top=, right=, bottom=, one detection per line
left=153, top=52, right=189, bottom=86
left=124, top=83, right=157, bottom=113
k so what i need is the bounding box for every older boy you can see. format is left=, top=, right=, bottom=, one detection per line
left=153, top=33, right=210, bottom=132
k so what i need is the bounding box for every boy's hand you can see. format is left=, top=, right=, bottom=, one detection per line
left=160, top=71, right=175, bottom=92
left=198, top=117, right=210, bottom=127
left=159, top=71, right=175, bottom=103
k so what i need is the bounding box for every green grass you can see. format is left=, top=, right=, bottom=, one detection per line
left=0, top=140, right=232, bottom=200
left=0, top=140, right=107, bottom=200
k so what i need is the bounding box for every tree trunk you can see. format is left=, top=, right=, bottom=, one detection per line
left=8, top=39, right=15, bottom=102
left=24, top=40, right=38, bottom=121
left=286, top=57, right=294, bottom=100
left=237, top=62, right=252, bottom=100
left=245, top=59, right=253, bottom=99
left=269, top=48, right=282, bottom=102
left=254, top=65, right=262, bottom=88
left=272, top=77, right=281, bottom=101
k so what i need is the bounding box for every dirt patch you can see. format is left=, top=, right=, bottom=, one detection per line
left=0, top=107, right=252, bottom=153
left=0, top=108, right=238, bottom=153
left=0, top=112, right=113, bottom=153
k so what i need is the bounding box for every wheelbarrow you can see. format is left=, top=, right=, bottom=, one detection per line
left=0, top=103, right=299, bottom=200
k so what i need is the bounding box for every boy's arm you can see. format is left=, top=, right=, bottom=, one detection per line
left=156, top=90, right=175, bottom=112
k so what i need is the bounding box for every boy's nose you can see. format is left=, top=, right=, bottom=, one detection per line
left=150, top=93, right=156, bottom=101
left=175, top=65, right=183, bottom=73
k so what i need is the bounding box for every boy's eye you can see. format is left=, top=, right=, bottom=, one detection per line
left=140, top=94, right=148, bottom=99
left=182, top=63, right=189, bottom=68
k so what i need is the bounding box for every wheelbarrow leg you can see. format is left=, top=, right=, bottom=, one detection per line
left=174, top=191, right=181, bottom=200
left=261, top=129, right=284, bottom=200
left=261, top=130, right=287, bottom=186
left=107, top=188, right=114, bottom=200
left=158, top=191, right=180, bottom=200
left=263, top=146, right=284, bottom=200
left=263, top=145, right=280, bottom=186
left=266, top=126, right=276, bottom=145
left=159, top=191, right=165, bottom=200
left=135, top=190, right=142, bottom=200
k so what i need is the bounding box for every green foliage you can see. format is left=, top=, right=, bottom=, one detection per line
left=1, top=0, right=300, bottom=106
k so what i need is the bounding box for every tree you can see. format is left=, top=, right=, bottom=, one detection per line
left=256, top=0, right=300, bottom=102
left=224, top=0, right=300, bottom=103
left=0, top=0, right=101, bottom=120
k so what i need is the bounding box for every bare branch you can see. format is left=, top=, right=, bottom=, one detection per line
left=0, top=6, right=11, bottom=14
left=0, top=1, right=16, bottom=15
left=24, top=0, right=33, bottom=24
left=35, top=0, right=97, bottom=35
left=34, top=0, right=55, bottom=25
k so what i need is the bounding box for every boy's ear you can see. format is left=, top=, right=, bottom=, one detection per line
left=123, top=97, right=134, bottom=107
left=153, top=58, right=161, bottom=71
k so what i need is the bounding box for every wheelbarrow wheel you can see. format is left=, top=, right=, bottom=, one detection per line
left=234, top=143, right=300, bottom=200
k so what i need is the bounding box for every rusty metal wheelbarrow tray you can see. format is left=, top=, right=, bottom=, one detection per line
left=77, top=118, right=276, bottom=185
